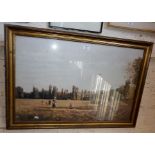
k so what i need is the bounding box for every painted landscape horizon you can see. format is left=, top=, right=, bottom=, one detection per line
left=15, top=35, right=143, bottom=122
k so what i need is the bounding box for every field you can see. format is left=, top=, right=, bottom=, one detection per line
left=15, top=99, right=98, bottom=122
left=15, top=99, right=132, bottom=122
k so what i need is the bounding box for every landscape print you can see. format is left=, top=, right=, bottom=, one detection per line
left=15, top=36, right=143, bottom=122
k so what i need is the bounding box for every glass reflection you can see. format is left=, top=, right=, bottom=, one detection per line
left=90, top=74, right=121, bottom=120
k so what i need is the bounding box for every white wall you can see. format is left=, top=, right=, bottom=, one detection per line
left=0, top=22, right=155, bottom=132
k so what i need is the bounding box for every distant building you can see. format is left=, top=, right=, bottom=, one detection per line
left=15, top=84, right=91, bottom=100
left=32, top=86, right=39, bottom=99
left=16, top=86, right=24, bottom=98
left=72, top=85, right=78, bottom=100
left=52, top=86, right=58, bottom=99
left=77, top=91, right=81, bottom=100
left=49, top=85, right=52, bottom=98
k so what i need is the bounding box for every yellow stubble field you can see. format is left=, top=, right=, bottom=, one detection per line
left=15, top=99, right=98, bottom=122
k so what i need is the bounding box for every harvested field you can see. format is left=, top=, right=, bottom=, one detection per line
left=15, top=99, right=132, bottom=122
left=15, top=99, right=98, bottom=122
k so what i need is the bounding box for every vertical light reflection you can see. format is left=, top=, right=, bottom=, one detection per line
left=111, top=92, right=119, bottom=120
left=102, top=83, right=111, bottom=118
left=94, top=75, right=103, bottom=105
left=108, top=90, right=116, bottom=120
left=111, top=93, right=121, bottom=120
left=108, top=91, right=121, bottom=120
left=91, top=74, right=121, bottom=121
left=94, top=75, right=111, bottom=120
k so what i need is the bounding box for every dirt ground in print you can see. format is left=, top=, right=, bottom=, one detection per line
left=15, top=99, right=132, bottom=122
left=15, top=99, right=98, bottom=122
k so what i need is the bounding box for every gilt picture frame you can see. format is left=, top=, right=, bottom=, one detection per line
left=5, top=24, right=152, bottom=129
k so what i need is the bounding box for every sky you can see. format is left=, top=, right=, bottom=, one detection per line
left=15, top=36, right=143, bottom=92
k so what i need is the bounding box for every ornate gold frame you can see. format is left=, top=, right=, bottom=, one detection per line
left=5, top=24, right=153, bottom=129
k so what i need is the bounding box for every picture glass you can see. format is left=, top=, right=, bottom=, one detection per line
left=15, top=35, right=144, bottom=122
left=49, top=22, right=102, bottom=32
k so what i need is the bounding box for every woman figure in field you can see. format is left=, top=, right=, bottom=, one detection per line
left=48, top=100, right=52, bottom=107
left=52, top=99, right=56, bottom=108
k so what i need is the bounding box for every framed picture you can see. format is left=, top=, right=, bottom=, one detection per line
left=5, top=25, right=152, bottom=129
left=108, top=22, right=155, bottom=33
left=49, top=22, right=103, bottom=33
